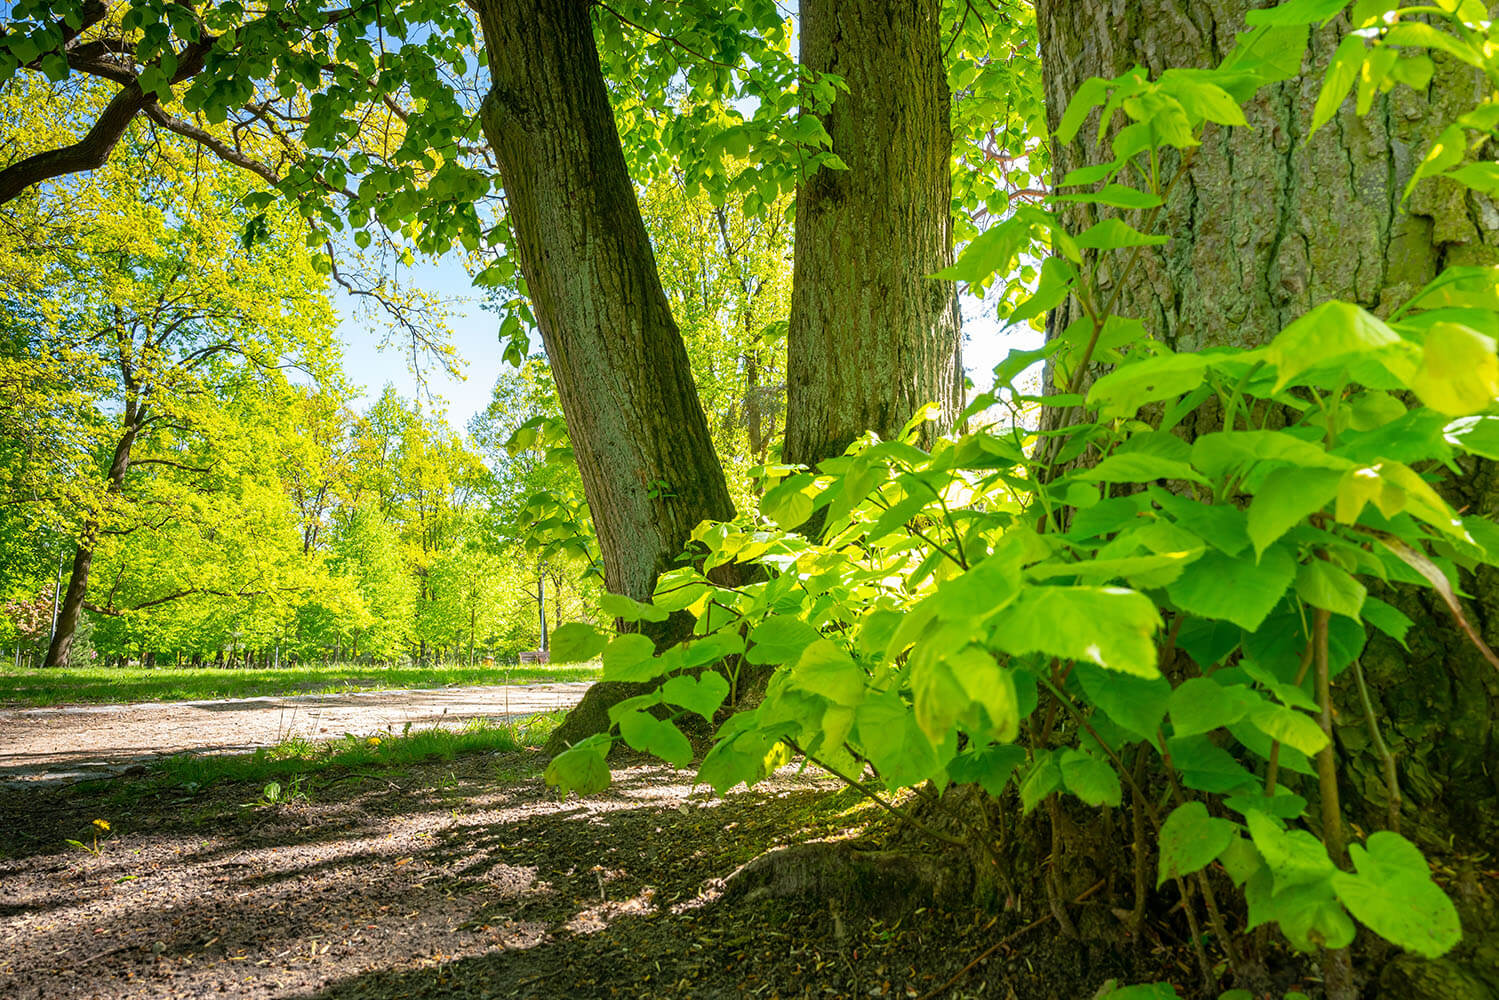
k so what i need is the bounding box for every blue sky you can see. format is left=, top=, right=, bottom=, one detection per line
left=333, top=253, right=1037, bottom=433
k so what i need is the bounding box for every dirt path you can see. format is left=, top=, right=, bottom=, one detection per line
left=0, top=683, right=589, bottom=785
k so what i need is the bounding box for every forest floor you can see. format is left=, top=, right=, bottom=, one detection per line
left=0, top=683, right=592, bottom=785
left=0, top=745, right=1158, bottom=1000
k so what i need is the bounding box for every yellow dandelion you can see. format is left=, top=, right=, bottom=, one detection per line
left=92, top=819, right=110, bottom=832
left=367, top=736, right=382, bottom=747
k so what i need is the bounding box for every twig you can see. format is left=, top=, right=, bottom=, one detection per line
left=915, top=879, right=1106, bottom=1000
left=1351, top=657, right=1401, bottom=833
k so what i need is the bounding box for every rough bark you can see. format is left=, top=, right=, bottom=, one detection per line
left=476, top=0, right=734, bottom=605
left=783, top=0, right=965, bottom=469
left=1036, top=0, right=1499, bottom=853
left=1035, top=1, right=1499, bottom=992
left=474, top=0, right=737, bottom=752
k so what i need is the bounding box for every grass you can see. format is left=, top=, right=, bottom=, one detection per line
left=153, top=711, right=564, bottom=792
left=0, top=660, right=601, bottom=707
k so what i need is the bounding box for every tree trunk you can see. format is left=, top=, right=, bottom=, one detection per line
left=536, top=572, right=547, bottom=653
left=1032, top=2, right=1499, bottom=993
left=783, top=0, right=965, bottom=469
left=475, top=0, right=735, bottom=605
left=44, top=417, right=140, bottom=668
left=1036, top=0, right=1499, bottom=854
left=474, top=0, right=738, bottom=752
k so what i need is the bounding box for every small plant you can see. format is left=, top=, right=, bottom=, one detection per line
left=252, top=774, right=310, bottom=807
left=66, top=818, right=113, bottom=857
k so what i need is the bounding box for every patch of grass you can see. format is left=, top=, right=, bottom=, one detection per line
left=154, top=711, right=564, bottom=791
left=0, top=661, right=600, bottom=707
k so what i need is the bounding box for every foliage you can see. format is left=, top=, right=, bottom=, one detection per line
left=546, top=1, right=1499, bottom=981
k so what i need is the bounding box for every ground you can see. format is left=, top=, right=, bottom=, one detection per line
left=0, top=683, right=592, bottom=784
left=0, top=682, right=1161, bottom=1000
left=0, top=748, right=1145, bottom=1000
left=0, top=662, right=601, bottom=708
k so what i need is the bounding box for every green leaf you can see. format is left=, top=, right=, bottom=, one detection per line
left=661, top=673, right=729, bottom=721
left=1169, top=677, right=1263, bottom=737
left=1056, top=76, right=1111, bottom=144
left=1087, top=353, right=1211, bottom=419
left=1332, top=832, right=1462, bottom=957
left=1295, top=560, right=1366, bottom=619
left=948, top=744, right=1028, bottom=797
left=789, top=639, right=866, bottom=707
left=1443, top=414, right=1499, bottom=459
left=948, top=646, right=1021, bottom=741
left=1248, top=703, right=1329, bottom=756
left=1075, top=452, right=1208, bottom=486
left=1169, top=735, right=1261, bottom=794
left=1075, top=217, right=1169, bottom=250
left=1060, top=748, right=1121, bottom=807
left=1245, top=0, right=1349, bottom=25
left=1361, top=596, right=1412, bottom=647
left=543, top=735, right=613, bottom=797
left=990, top=587, right=1162, bottom=677
left=1074, top=663, right=1172, bottom=740
left=1266, top=301, right=1405, bottom=391
left=1147, top=487, right=1252, bottom=556
left=1408, top=322, right=1499, bottom=416
left=747, top=615, right=823, bottom=666
left=550, top=622, right=608, bottom=664
left=617, top=710, right=693, bottom=767
left=855, top=691, right=941, bottom=788
left=1247, top=467, right=1343, bottom=555
left=601, top=633, right=662, bottom=682
left=1166, top=545, right=1298, bottom=632
left=1019, top=752, right=1064, bottom=813
left=761, top=474, right=815, bottom=529
left=599, top=591, right=670, bottom=623
left=1311, top=35, right=1364, bottom=133
left=1158, top=801, right=1237, bottom=886
left=1245, top=810, right=1337, bottom=894
left=1054, top=183, right=1162, bottom=209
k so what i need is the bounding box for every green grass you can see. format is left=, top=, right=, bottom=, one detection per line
left=0, top=660, right=601, bottom=707
left=153, top=711, right=563, bottom=791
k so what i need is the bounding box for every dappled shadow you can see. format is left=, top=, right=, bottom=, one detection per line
left=0, top=752, right=934, bottom=1000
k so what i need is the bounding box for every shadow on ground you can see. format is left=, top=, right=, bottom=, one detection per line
left=0, top=751, right=1142, bottom=1000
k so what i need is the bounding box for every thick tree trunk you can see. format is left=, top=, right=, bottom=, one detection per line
left=1034, top=2, right=1499, bottom=992
left=1036, top=0, right=1499, bottom=853
left=474, top=0, right=736, bottom=752
left=783, top=0, right=965, bottom=469
left=475, top=0, right=735, bottom=605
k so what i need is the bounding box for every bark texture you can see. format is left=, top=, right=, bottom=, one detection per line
left=475, top=0, right=738, bottom=754
left=1036, top=0, right=1499, bottom=851
left=783, top=0, right=965, bottom=468
left=476, top=0, right=735, bottom=607
left=1036, top=2, right=1499, bottom=991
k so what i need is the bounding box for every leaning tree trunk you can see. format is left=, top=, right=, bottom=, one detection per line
left=1036, top=0, right=1499, bottom=991
left=44, top=412, right=140, bottom=667
left=474, top=0, right=737, bottom=752
left=783, top=0, right=965, bottom=470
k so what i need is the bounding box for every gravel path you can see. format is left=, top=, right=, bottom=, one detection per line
left=0, top=683, right=590, bottom=785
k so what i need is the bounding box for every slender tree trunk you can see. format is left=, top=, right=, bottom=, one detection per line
left=44, top=417, right=140, bottom=667
left=475, top=0, right=735, bottom=604
left=1036, top=0, right=1499, bottom=853
left=784, top=0, right=965, bottom=469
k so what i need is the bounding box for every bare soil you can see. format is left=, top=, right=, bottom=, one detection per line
left=0, top=684, right=590, bottom=785
left=0, top=750, right=1151, bottom=1000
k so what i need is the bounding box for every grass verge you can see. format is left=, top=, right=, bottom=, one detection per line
left=152, top=711, right=564, bottom=791
left=0, top=661, right=600, bottom=707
